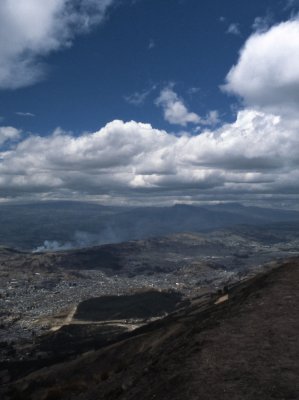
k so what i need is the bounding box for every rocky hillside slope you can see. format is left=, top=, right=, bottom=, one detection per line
left=2, top=258, right=299, bottom=400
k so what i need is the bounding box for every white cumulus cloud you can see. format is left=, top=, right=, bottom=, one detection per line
left=223, top=18, right=299, bottom=116
left=155, top=87, right=220, bottom=127
left=0, top=0, right=114, bottom=89
left=155, top=87, right=201, bottom=126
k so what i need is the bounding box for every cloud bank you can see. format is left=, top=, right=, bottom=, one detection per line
left=1, top=109, right=299, bottom=202
left=0, top=0, right=114, bottom=89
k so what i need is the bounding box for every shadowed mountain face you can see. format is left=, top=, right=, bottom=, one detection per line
left=1, top=201, right=299, bottom=250
left=2, top=259, right=299, bottom=400
left=74, top=291, right=183, bottom=321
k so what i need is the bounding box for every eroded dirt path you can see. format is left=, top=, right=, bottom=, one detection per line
left=50, top=305, right=78, bottom=332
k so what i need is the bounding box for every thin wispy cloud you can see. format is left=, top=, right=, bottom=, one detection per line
left=227, top=23, right=241, bottom=35
left=201, top=110, right=220, bottom=126
left=16, top=112, right=35, bottom=117
left=125, top=85, right=157, bottom=106
left=188, top=87, right=201, bottom=95
left=148, top=39, right=155, bottom=49
left=285, top=0, right=299, bottom=10
left=252, top=15, right=273, bottom=32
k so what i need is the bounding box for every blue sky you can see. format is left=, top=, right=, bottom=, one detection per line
left=1, top=0, right=299, bottom=205
left=0, top=0, right=294, bottom=134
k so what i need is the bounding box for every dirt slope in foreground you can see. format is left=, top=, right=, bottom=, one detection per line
left=2, top=259, right=299, bottom=400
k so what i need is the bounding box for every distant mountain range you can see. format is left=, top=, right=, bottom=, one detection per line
left=1, top=201, right=299, bottom=250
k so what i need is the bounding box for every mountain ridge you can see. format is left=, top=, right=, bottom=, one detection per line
left=1, top=202, right=299, bottom=250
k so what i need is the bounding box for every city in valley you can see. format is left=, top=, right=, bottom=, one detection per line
left=1, top=203, right=299, bottom=390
